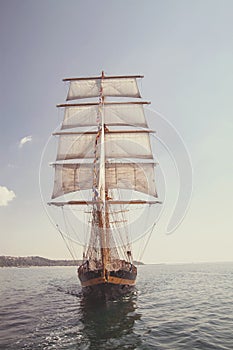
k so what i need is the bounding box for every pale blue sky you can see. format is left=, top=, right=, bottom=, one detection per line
left=0, top=0, right=232, bottom=263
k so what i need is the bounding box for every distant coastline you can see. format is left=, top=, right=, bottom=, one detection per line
left=0, top=256, right=144, bottom=268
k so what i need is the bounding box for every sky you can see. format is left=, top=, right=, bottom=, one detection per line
left=0, top=0, right=232, bottom=263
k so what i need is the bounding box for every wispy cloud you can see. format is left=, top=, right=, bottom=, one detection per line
left=0, top=186, right=16, bottom=206
left=19, top=135, right=32, bottom=148
left=7, top=163, right=17, bottom=169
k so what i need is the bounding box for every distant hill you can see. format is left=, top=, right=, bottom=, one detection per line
left=0, top=256, right=82, bottom=267
left=0, top=256, right=144, bottom=267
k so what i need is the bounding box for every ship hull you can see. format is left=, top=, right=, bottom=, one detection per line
left=78, top=264, right=137, bottom=300
left=81, top=282, right=135, bottom=300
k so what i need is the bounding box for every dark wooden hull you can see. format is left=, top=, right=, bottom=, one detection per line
left=81, top=282, right=136, bottom=300
left=78, top=264, right=137, bottom=300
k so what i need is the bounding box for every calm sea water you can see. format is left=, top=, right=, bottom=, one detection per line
left=0, top=263, right=233, bottom=350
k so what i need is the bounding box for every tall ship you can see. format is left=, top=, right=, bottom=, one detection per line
left=48, top=72, right=161, bottom=298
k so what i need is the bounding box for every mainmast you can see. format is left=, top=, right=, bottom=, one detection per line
left=97, top=70, right=109, bottom=276
left=98, top=70, right=106, bottom=203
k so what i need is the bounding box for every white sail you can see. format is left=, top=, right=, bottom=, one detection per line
left=61, top=103, right=148, bottom=129
left=106, top=162, right=157, bottom=197
left=56, top=133, right=96, bottom=160
left=52, top=162, right=157, bottom=199
left=52, top=163, right=93, bottom=199
left=66, top=77, right=141, bottom=100
left=105, top=131, right=153, bottom=159
left=56, top=131, right=153, bottom=161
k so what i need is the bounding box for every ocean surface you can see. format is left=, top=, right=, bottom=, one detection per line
left=0, top=263, right=233, bottom=350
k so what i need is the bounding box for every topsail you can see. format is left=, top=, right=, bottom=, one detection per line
left=65, top=75, right=143, bottom=100
left=58, top=102, right=150, bottom=129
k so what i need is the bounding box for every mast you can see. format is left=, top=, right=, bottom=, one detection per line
left=98, top=70, right=106, bottom=205
left=97, top=71, right=109, bottom=276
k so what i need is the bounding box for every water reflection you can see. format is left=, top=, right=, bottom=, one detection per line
left=79, top=292, right=142, bottom=349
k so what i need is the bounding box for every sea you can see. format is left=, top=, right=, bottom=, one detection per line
left=0, top=263, right=233, bottom=350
